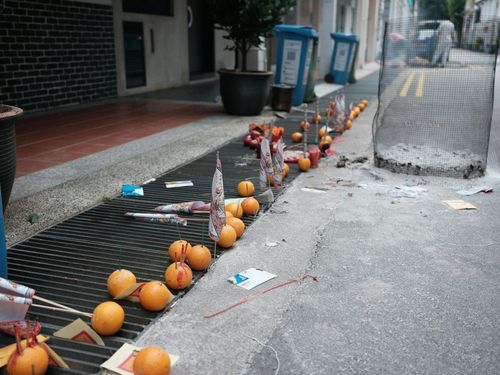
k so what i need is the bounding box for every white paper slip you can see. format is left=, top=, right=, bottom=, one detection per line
left=301, top=187, right=327, bottom=194
left=228, top=268, right=277, bottom=290
left=165, top=180, right=194, bottom=188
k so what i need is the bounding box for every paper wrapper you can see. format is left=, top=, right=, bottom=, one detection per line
left=208, top=152, right=225, bottom=242
left=125, top=213, right=187, bottom=226
left=101, top=343, right=179, bottom=375
left=0, top=277, right=35, bottom=298
left=0, top=293, right=32, bottom=323
left=113, top=282, right=147, bottom=303
left=259, top=137, right=273, bottom=191
left=154, top=201, right=210, bottom=214
left=53, top=318, right=105, bottom=346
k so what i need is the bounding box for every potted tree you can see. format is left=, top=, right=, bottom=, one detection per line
left=0, top=104, right=22, bottom=212
left=209, top=0, right=296, bottom=116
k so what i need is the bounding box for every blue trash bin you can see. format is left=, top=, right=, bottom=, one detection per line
left=326, top=32, right=359, bottom=85
left=274, top=25, right=318, bottom=106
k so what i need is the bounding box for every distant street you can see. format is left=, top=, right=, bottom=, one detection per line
left=374, top=49, right=497, bottom=176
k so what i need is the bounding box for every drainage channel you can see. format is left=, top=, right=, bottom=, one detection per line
left=1, top=76, right=378, bottom=374
left=1, top=142, right=298, bottom=374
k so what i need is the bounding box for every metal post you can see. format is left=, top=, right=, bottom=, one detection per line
left=0, top=188, right=7, bottom=278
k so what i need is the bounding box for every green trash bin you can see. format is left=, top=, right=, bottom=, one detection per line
left=304, top=37, right=319, bottom=103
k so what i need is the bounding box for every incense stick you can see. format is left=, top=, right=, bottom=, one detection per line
left=33, top=295, right=90, bottom=317
left=31, top=303, right=93, bottom=318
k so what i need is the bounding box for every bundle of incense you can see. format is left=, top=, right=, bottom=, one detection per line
left=1, top=276, right=92, bottom=320
left=154, top=200, right=210, bottom=214
left=125, top=212, right=208, bottom=225
left=125, top=213, right=188, bottom=226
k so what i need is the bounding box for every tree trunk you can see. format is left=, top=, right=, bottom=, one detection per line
left=234, top=49, right=239, bottom=70
left=241, top=46, right=248, bottom=72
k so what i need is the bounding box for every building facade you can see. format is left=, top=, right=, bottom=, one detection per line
left=0, top=0, right=235, bottom=113
left=1, top=0, right=391, bottom=114
left=463, top=0, right=500, bottom=51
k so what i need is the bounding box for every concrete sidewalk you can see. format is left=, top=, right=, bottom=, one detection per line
left=136, top=98, right=500, bottom=374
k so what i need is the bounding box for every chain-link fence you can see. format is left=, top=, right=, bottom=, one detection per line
left=373, top=17, right=498, bottom=178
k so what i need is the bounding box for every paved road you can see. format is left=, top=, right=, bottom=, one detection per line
left=374, top=50, right=497, bottom=177
left=138, top=77, right=500, bottom=374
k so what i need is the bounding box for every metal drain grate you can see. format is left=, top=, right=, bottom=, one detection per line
left=2, top=78, right=378, bottom=374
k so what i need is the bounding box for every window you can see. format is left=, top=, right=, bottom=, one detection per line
left=122, top=0, right=173, bottom=17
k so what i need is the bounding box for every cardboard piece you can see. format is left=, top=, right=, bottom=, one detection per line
left=101, top=343, right=179, bottom=375
left=165, top=180, right=193, bottom=188
left=41, top=343, right=70, bottom=368
left=53, top=318, right=105, bottom=346
left=443, top=200, right=477, bottom=210
left=228, top=268, right=277, bottom=290
left=113, top=282, right=147, bottom=302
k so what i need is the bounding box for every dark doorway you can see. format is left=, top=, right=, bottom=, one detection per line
left=188, top=0, right=215, bottom=80
left=123, top=21, right=146, bottom=88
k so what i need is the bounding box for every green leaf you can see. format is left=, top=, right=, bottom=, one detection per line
left=28, top=213, right=39, bottom=225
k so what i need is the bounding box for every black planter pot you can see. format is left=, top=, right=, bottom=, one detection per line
left=219, top=70, right=273, bottom=116
left=0, top=105, right=22, bottom=212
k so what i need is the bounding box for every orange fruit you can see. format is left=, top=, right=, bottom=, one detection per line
left=361, top=99, right=368, bottom=106
left=7, top=343, right=49, bottom=375
left=322, top=135, right=333, bottom=144
left=133, top=346, right=171, bottom=375
left=186, top=245, right=212, bottom=271
left=139, top=281, right=173, bottom=312
left=318, top=126, right=328, bottom=138
left=167, top=240, right=191, bottom=262
left=237, top=181, right=255, bottom=197
left=311, top=113, right=322, bottom=124
left=319, top=140, right=330, bottom=151
left=226, top=217, right=245, bottom=238
left=225, top=210, right=233, bottom=218
left=298, top=157, right=311, bottom=171
left=282, top=163, right=290, bottom=178
left=91, top=301, right=125, bottom=336
left=226, top=202, right=243, bottom=218
left=241, top=197, right=260, bottom=216
left=291, top=132, right=303, bottom=143
left=346, top=120, right=352, bottom=129
left=300, top=120, right=310, bottom=131
left=107, top=269, right=136, bottom=298
left=164, top=262, right=192, bottom=290
left=217, top=224, right=237, bottom=248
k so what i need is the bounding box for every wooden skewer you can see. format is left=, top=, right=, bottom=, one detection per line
left=33, top=295, right=92, bottom=318
left=31, top=303, right=93, bottom=318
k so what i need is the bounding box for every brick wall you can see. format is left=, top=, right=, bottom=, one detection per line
left=0, top=0, right=117, bottom=113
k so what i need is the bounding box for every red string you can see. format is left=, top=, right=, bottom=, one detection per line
left=204, top=274, right=319, bottom=319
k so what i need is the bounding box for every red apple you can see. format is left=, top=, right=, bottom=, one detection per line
left=244, top=134, right=253, bottom=146
left=250, top=130, right=261, bottom=140
left=256, top=135, right=263, bottom=144
left=249, top=139, right=259, bottom=150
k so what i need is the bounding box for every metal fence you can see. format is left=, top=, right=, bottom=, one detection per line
left=373, top=18, right=498, bottom=178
